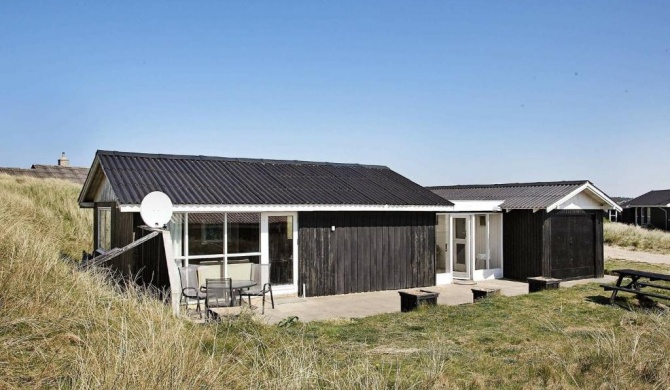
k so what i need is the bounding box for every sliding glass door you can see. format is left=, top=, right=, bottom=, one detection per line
left=262, top=213, right=298, bottom=292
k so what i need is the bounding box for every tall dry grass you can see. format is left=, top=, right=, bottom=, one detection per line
left=0, top=174, right=234, bottom=389
left=1, top=173, right=669, bottom=389
left=604, top=221, right=670, bottom=254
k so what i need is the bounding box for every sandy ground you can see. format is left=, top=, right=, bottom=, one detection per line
left=605, top=245, right=670, bottom=265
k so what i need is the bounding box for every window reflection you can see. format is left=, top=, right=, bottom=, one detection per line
left=188, top=213, right=225, bottom=256
left=227, top=213, right=260, bottom=253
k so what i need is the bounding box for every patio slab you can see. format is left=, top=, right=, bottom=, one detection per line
left=258, top=276, right=616, bottom=324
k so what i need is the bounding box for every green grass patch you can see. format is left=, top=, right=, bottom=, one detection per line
left=605, top=258, right=670, bottom=275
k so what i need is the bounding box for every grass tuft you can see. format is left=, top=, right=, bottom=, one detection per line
left=605, top=221, right=670, bottom=254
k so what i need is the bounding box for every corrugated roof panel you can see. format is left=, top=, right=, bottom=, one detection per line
left=429, top=181, right=588, bottom=209
left=91, top=150, right=453, bottom=207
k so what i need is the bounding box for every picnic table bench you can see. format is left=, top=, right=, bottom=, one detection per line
left=601, top=269, right=670, bottom=304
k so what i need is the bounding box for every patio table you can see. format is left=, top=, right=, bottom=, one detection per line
left=200, top=280, right=257, bottom=307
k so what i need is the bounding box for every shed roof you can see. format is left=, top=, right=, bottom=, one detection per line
left=428, top=180, right=619, bottom=211
left=626, top=190, right=670, bottom=207
left=79, top=150, right=453, bottom=209
left=0, top=165, right=89, bottom=185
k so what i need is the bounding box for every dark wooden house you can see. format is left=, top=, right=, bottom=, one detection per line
left=621, top=190, right=670, bottom=231
left=78, top=150, right=453, bottom=298
left=429, top=181, right=621, bottom=281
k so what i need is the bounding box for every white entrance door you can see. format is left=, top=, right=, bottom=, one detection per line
left=261, top=213, right=298, bottom=294
left=452, top=216, right=470, bottom=279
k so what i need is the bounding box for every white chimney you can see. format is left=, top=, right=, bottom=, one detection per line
left=58, top=152, right=70, bottom=167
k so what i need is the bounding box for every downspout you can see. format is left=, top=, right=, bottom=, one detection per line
left=657, top=207, right=669, bottom=231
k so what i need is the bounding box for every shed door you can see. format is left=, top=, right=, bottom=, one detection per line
left=550, top=214, right=595, bottom=279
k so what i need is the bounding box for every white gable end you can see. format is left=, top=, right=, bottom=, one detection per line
left=555, top=190, right=606, bottom=210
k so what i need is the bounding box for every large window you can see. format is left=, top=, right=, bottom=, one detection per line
left=172, top=213, right=261, bottom=279
left=97, top=207, right=111, bottom=251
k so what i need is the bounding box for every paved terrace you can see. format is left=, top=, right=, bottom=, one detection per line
left=254, top=276, right=616, bottom=324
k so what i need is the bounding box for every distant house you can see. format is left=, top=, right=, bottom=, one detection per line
left=428, top=181, right=621, bottom=281
left=608, top=197, right=632, bottom=222
left=621, top=190, right=670, bottom=231
left=78, top=150, right=452, bottom=297
left=0, top=153, right=89, bottom=185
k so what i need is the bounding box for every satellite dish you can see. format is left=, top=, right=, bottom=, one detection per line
left=140, top=191, right=173, bottom=228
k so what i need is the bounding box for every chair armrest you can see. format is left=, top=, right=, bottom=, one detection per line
left=182, top=287, right=199, bottom=295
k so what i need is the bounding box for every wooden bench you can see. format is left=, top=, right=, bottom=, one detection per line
left=601, top=269, right=670, bottom=304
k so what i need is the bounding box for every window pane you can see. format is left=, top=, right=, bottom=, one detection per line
left=188, top=213, right=225, bottom=256
left=455, top=218, right=466, bottom=239
left=227, top=213, right=260, bottom=254
left=435, top=215, right=448, bottom=274
left=98, top=208, right=111, bottom=251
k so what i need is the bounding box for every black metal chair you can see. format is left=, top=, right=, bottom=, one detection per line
left=178, top=265, right=206, bottom=318
left=205, top=278, right=235, bottom=320
left=239, top=264, right=274, bottom=314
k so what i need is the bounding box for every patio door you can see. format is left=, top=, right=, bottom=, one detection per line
left=452, top=216, right=470, bottom=279
left=261, top=213, right=298, bottom=293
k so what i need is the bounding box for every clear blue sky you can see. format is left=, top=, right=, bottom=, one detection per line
left=1, top=1, right=668, bottom=196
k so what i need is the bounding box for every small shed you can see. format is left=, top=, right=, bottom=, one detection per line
left=429, top=181, right=621, bottom=281
left=621, top=190, right=670, bottom=231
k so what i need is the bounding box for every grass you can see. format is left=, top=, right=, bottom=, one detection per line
left=0, top=174, right=233, bottom=389
left=605, top=258, right=670, bottom=275
left=604, top=221, right=670, bottom=254
left=2, top=173, right=670, bottom=389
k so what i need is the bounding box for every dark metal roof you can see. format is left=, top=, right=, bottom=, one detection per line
left=610, top=197, right=633, bottom=207
left=428, top=180, right=593, bottom=209
left=626, top=190, right=670, bottom=207
left=0, top=165, right=89, bottom=185
left=89, top=150, right=453, bottom=206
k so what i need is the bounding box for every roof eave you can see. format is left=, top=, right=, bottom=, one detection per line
left=546, top=182, right=622, bottom=212
left=118, top=204, right=455, bottom=213
left=78, top=155, right=102, bottom=207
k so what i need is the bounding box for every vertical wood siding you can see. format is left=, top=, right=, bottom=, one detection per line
left=298, top=212, right=436, bottom=297
left=502, top=210, right=545, bottom=280
left=93, top=202, right=134, bottom=277
left=549, top=210, right=603, bottom=280
left=133, top=213, right=170, bottom=292
left=111, top=205, right=135, bottom=276
left=503, top=209, right=604, bottom=281
left=650, top=207, right=670, bottom=231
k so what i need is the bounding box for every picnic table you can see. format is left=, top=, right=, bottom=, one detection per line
left=601, top=269, right=670, bottom=304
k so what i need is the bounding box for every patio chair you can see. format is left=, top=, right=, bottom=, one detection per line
left=239, top=264, right=274, bottom=314
left=179, top=265, right=206, bottom=318
left=205, top=278, right=235, bottom=320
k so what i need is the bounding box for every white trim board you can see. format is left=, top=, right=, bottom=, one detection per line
left=448, top=200, right=504, bottom=212
left=119, top=204, right=454, bottom=213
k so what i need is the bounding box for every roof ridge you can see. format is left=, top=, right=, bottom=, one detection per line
left=96, top=150, right=390, bottom=170
left=427, top=180, right=590, bottom=190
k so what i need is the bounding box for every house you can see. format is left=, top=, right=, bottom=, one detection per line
left=428, top=181, right=621, bottom=281
left=78, top=150, right=454, bottom=297
left=621, top=190, right=670, bottom=231
left=0, top=152, right=89, bottom=185
left=78, top=151, right=621, bottom=303
left=607, top=197, right=632, bottom=222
